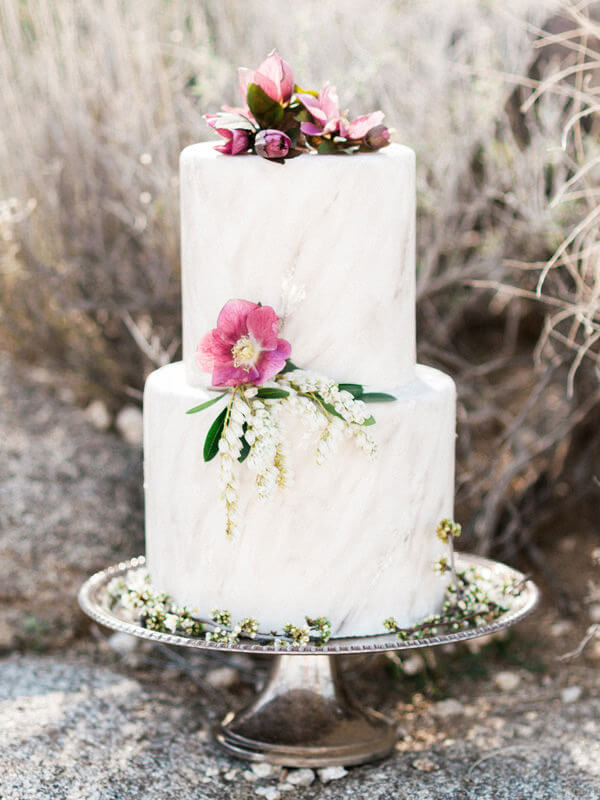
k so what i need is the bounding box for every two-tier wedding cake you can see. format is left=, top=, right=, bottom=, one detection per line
left=143, top=53, right=456, bottom=638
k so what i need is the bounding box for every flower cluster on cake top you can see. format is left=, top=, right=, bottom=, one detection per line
left=204, top=50, right=391, bottom=161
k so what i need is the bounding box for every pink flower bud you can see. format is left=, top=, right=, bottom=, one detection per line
left=364, top=124, right=391, bottom=150
left=205, top=120, right=250, bottom=155
left=254, top=129, right=291, bottom=160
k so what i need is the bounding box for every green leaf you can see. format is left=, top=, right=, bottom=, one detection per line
left=208, top=111, right=255, bottom=132
left=294, top=108, right=311, bottom=123
left=280, top=359, right=299, bottom=374
left=361, top=392, right=397, bottom=403
left=317, top=140, right=338, bottom=155
left=238, top=436, right=250, bottom=463
left=256, top=388, right=290, bottom=399
left=314, top=394, right=345, bottom=421
left=203, top=408, right=228, bottom=462
left=338, top=383, right=363, bottom=398
left=246, top=83, right=284, bottom=127
left=238, top=424, right=250, bottom=463
left=362, top=415, right=376, bottom=426
left=186, top=392, right=226, bottom=414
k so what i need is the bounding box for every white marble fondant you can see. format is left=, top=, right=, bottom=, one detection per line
left=143, top=362, right=455, bottom=636
left=180, top=142, right=416, bottom=388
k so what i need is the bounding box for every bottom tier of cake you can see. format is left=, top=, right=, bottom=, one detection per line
left=143, top=362, right=456, bottom=637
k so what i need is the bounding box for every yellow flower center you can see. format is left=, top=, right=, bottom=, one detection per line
left=231, top=335, right=260, bottom=371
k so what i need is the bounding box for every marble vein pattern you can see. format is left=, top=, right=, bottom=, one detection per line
left=180, top=142, right=417, bottom=388
left=143, top=363, right=456, bottom=636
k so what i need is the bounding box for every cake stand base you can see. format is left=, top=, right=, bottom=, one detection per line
left=216, top=653, right=395, bottom=767
left=78, top=554, right=539, bottom=768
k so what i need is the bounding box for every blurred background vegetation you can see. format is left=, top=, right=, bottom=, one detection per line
left=0, top=0, right=598, bottom=560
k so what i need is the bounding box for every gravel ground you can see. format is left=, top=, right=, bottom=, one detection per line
left=0, top=355, right=143, bottom=651
left=2, top=353, right=600, bottom=799
left=1, top=648, right=600, bottom=800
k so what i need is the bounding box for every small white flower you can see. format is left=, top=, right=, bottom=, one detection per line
left=164, top=614, right=179, bottom=633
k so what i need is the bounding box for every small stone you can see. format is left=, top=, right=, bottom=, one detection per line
left=441, top=643, right=457, bottom=653
left=277, top=784, right=294, bottom=792
left=243, top=770, right=257, bottom=782
left=251, top=762, right=274, bottom=779
left=412, top=757, right=438, bottom=772
left=317, top=766, right=348, bottom=783
left=223, top=769, right=238, bottom=782
left=589, top=639, right=600, bottom=660
left=402, top=654, right=425, bottom=675
left=107, top=631, right=138, bottom=654
left=559, top=536, right=577, bottom=552
left=516, top=725, right=534, bottom=737
left=205, top=666, right=239, bottom=689
left=550, top=619, right=574, bottom=637
left=115, top=405, right=143, bottom=445
left=493, top=671, right=521, bottom=692
left=0, top=619, right=16, bottom=651
left=196, top=728, right=210, bottom=743
left=561, top=685, right=582, bottom=704
left=431, top=698, right=463, bottom=717
left=58, top=387, right=76, bottom=404
left=466, top=632, right=498, bottom=653
left=286, top=768, right=315, bottom=787
left=84, top=399, right=111, bottom=431
left=589, top=605, right=600, bottom=623
left=255, top=788, right=280, bottom=800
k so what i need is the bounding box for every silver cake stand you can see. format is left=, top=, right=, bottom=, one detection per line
left=78, top=554, right=538, bottom=768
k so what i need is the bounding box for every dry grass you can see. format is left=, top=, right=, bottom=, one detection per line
left=0, top=0, right=598, bottom=556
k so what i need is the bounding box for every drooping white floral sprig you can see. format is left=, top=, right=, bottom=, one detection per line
left=191, top=299, right=395, bottom=539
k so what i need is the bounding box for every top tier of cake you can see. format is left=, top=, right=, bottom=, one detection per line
left=181, top=142, right=416, bottom=387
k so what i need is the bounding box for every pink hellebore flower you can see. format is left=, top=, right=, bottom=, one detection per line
left=197, top=300, right=291, bottom=387
left=205, top=115, right=250, bottom=155
left=298, top=83, right=385, bottom=141
left=238, top=49, right=294, bottom=105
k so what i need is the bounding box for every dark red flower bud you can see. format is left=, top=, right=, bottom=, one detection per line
left=364, top=124, right=390, bottom=150
left=255, top=129, right=292, bottom=159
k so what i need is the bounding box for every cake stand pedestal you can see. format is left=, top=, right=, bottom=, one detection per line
left=78, top=554, right=538, bottom=768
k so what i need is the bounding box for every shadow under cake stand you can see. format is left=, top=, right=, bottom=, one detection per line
left=78, top=554, right=538, bottom=768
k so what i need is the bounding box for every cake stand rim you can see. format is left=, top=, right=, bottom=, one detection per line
left=78, top=553, right=539, bottom=655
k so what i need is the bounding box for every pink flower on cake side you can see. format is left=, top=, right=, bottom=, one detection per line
left=205, top=115, right=251, bottom=155
left=197, top=299, right=291, bottom=387
left=238, top=49, right=294, bottom=105
left=298, top=83, right=388, bottom=146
